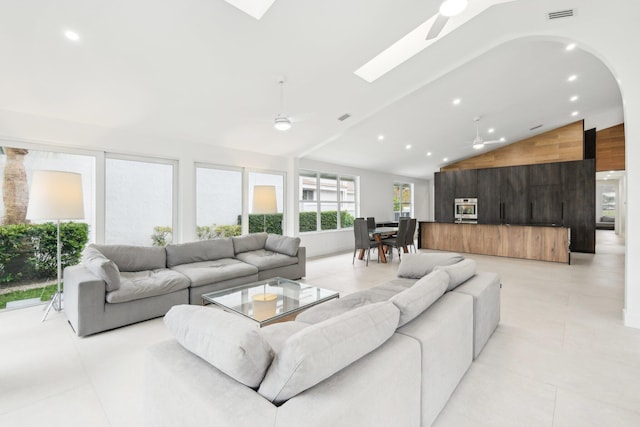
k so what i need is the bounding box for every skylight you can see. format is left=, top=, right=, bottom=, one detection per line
left=354, top=0, right=516, bottom=83
left=224, top=0, right=275, bottom=20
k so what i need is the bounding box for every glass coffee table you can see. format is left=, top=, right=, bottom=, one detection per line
left=201, top=277, right=339, bottom=327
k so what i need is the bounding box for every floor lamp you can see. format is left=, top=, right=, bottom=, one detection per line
left=252, top=185, right=277, bottom=232
left=27, top=170, right=84, bottom=322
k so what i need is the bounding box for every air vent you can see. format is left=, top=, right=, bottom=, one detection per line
left=337, top=113, right=351, bottom=121
left=547, top=9, right=575, bottom=20
left=530, top=124, right=543, bottom=131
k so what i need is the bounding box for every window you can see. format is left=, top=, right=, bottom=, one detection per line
left=105, top=156, right=176, bottom=246
left=0, top=146, right=95, bottom=308
left=394, top=182, right=413, bottom=220
left=299, top=170, right=357, bottom=232
left=196, top=165, right=242, bottom=239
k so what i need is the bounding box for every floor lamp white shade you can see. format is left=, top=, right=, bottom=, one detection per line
left=27, top=170, right=85, bottom=220
left=252, top=185, right=277, bottom=232
left=252, top=185, right=277, bottom=214
left=27, top=170, right=84, bottom=322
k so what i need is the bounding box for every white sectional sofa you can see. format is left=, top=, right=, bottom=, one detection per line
left=64, top=232, right=305, bottom=336
left=144, top=252, right=501, bottom=427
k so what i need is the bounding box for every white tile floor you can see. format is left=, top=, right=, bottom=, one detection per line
left=1, top=230, right=639, bottom=426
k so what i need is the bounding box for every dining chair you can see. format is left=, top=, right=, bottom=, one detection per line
left=366, top=217, right=376, bottom=231
left=406, top=218, right=417, bottom=253
left=353, top=218, right=380, bottom=266
left=381, top=217, right=410, bottom=261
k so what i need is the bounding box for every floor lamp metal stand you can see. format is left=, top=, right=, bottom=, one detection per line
left=27, top=170, right=84, bottom=323
left=41, top=219, right=63, bottom=322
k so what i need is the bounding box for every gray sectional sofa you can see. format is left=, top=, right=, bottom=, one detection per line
left=64, top=232, right=305, bottom=336
left=144, top=252, right=501, bottom=427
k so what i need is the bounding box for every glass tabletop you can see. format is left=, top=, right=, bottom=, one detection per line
left=201, top=277, right=339, bottom=326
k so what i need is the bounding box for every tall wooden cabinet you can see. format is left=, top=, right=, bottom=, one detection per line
left=433, top=159, right=595, bottom=253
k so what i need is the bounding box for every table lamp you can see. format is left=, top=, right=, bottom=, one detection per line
left=27, top=170, right=84, bottom=322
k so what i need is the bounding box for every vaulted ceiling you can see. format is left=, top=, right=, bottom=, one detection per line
left=0, top=0, right=623, bottom=179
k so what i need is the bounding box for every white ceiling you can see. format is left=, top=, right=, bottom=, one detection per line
left=0, top=0, right=623, bottom=180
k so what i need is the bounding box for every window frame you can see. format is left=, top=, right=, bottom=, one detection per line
left=298, top=169, right=358, bottom=233
left=104, top=152, right=179, bottom=245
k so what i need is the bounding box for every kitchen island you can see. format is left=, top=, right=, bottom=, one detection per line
left=419, top=222, right=570, bottom=264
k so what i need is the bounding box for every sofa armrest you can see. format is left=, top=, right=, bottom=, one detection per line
left=297, top=246, right=306, bottom=277
left=63, top=264, right=107, bottom=336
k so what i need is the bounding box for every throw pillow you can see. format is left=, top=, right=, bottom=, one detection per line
left=164, top=305, right=274, bottom=388
left=396, top=252, right=464, bottom=279
left=434, top=258, right=477, bottom=291
left=232, top=232, right=268, bottom=254
left=258, top=301, right=399, bottom=404
left=390, top=270, right=449, bottom=327
left=265, top=234, right=301, bottom=257
left=83, top=245, right=121, bottom=291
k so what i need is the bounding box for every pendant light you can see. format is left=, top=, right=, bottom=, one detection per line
left=274, top=79, right=292, bottom=131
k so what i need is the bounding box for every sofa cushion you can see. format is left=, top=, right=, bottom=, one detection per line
left=390, top=270, right=449, bottom=327
left=170, top=258, right=258, bottom=288
left=234, top=250, right=298, bottom=270
left=259, top=321, right=310, bottom=354
left=232, top=232, right=268, bottom=254
left=92, top=244, right=166, bottom=272
left=397, top=252, right=464, bottom=279
left=434, top=258, right=477, bottom=291
left=258, top=301, right=400, bottom=404
left=165, top=239, right=235, bottom=268
left=265, top=234, right=301, bottom=257
left=105, top=269, right=190, bottom=303
left=164, top=305, right=274, bottom=388
left=83, top=245, right=121, bottom=291
left=295, top=280, right=410, bottom=324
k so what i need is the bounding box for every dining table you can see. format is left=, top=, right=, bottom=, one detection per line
left=359, top=226, right=398, bottom=263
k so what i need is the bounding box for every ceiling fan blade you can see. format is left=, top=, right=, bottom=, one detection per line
left=483, top=140, right=504, bottom=145
left=426, top=14, right=449, bottom=40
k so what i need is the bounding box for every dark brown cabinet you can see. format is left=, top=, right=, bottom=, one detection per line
left=477, top=168, right=501, bottom=224
left=434, top=172, right=455, bottom=222
left=434, top=159, right=595, bottom=253
left=501, top=166, right=529, bottom=224
left=562, top=160, right=595, bottom=253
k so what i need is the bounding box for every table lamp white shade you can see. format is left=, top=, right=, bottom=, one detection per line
left=252, top=185, right=277, bottom=214
left=27, top=170, right=85, bottom=220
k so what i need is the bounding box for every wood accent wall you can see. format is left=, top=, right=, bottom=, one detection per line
left=442, top=121, right=584, bottom=172
left=596, top=123, right=625, bottom=171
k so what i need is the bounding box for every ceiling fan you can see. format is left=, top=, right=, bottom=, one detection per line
left=470, top=117, right=503, bottom=149
left=426, top=0, right=468, bottom=40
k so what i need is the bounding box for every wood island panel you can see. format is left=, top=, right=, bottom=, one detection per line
left=419, top=222, right=570, bottom=264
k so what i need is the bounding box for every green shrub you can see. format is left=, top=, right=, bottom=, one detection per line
left=299, top=210, right=354, bottom=232
left=197, top=224, right=242, bottom=239
left=0, top=222, right=89, bottom=284
left=151, top=226, right=172, bottom=247
left=244, top=214, right=283, bottom=234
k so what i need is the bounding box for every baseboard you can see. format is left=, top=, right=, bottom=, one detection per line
left=623, top=309, right=640, bottom=329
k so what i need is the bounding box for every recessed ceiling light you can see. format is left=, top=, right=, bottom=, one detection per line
left=566, top=43, right=576, bottom=51
left=443, top=157, right=448, bottom=162
left=488, top=128, right=495, bottom=134
left=453, top=98, right=461, bottom=105
left=378, top=135, right=384, bottom=141
left=568, top=74, right=578, bottom=82
left=570, top=95, right=579, bottom=102
left=439, top=0, right=468, bottom=17
left=426, top=152, right=432, bottom=156
left=571, top=111, right=579, bottom=117
left=609, top=170, right=614, bottom=173
left=500, top=137, right=506, bottom=142
left=405, top=144, right=412, bottom=150
left=64, top=30, right=80, bottom=41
